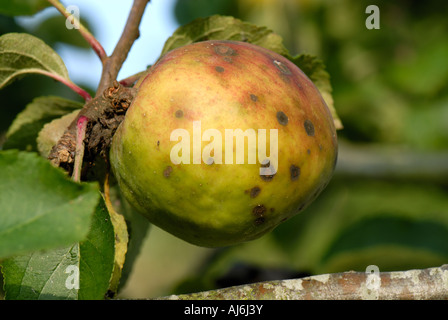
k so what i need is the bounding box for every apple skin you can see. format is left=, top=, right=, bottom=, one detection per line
left=110, top=40, right=338, bottom=247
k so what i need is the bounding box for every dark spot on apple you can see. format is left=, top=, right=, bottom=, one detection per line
left=273, top=60, right=291, bottom=75
left=249, top=186, right=261, bottom=198
left=290, top=165, right=300, bottom=181
left=175, top=110, right=183, bottom=118
left=223, top=56, right=233, bottom=63
left=307, top=149, right=311, bottom=155
left=253, top=204, right=266, bottom=225
left=163, top=166, right=173, bottom=178
left=276, top=111, right=288, bottom=126
left=304, top=119, right=315, bottom=136
left=214, top=45, right=237, bottom=56
left=250, top=94, right=258, bottom=102
left=215, top=66, right=224, bottom=73
left=260, top=160, right=276, bottom=181
left=253, top=204, right=266, bottom=216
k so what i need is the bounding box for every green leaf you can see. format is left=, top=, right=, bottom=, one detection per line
left=4, top=96, right=82, bottom=152
left=36, top=109, right=80, bottom=157
left=161, top=14, right=289, bottom=57
left=2, top=196, right=116, bottom=300
left=0, top=150, right=100, bottom=259
left=0, top=0, right=51, bottom=16
left=0, top=33, right=70, bottom=89
left=103, top=193, right=129, bottom=296
left=112, top=187, right=151, bottom=291
left=1, top=246, right=81, bottom=300
left=77, top=196, right=116, bottom=300
left=161, top=15, right=342, bottom=129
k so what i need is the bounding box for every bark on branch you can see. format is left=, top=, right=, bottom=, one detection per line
left=48, top=82, right=136, bottom=173
left=161, top=265, right=448, bottom=300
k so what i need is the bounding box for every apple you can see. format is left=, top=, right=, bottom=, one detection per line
left=110, top=40, right=337, bottom=247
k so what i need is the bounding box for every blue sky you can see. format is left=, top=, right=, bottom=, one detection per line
left=17, top=0, right=180, bottom=89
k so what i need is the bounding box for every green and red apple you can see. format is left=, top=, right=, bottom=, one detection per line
left=110, top=40, right=338, bottom=247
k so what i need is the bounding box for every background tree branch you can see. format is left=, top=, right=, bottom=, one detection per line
left=335, top=141, right=448, bottom=184
left=160, top=265, right=448, bottom=300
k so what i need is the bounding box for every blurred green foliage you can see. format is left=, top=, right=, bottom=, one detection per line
left=1, top=0, right=448, bottom=299
left=117, top=0, right=448, bottom=298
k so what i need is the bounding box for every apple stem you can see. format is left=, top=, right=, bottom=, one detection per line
left=118, top=70, right=149, bottom=87
left=47, top=0, right=107, bottom=62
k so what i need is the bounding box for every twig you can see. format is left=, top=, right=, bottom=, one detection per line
left=71, top=115, right=88, bottom=182
left=96, top=0, right=151, bottom=95
left=47, top=0, right=107, bottom=62
left=161, top=265, right=448, bottom=300
left=38, top=70, right=92, bottom=102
